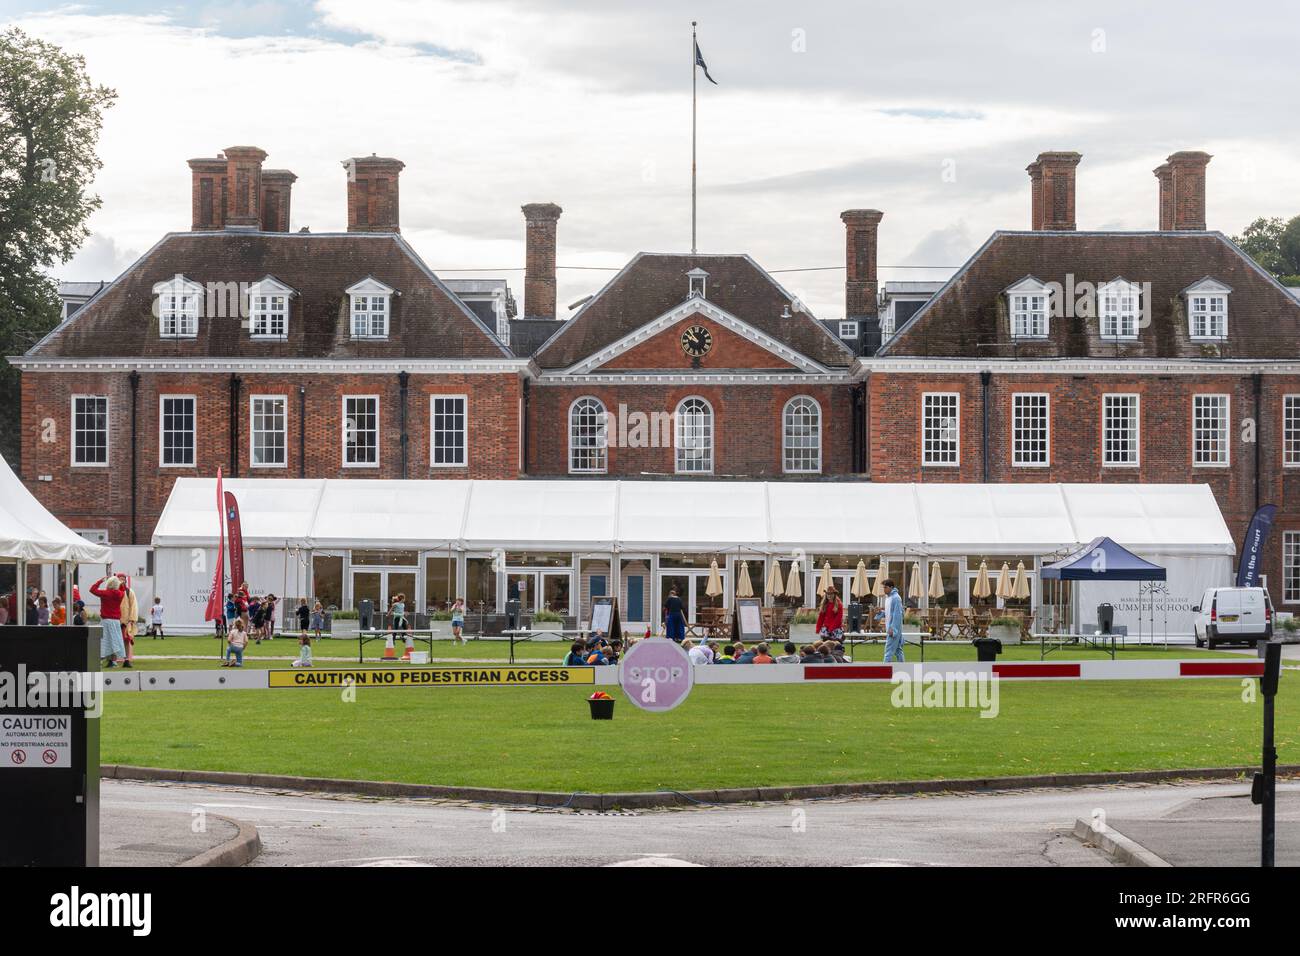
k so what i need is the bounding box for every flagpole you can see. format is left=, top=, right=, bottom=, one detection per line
left=691, top=20, right=697, bottom=255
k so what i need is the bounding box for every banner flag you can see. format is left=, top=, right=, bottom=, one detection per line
left=1236, top=504, right=1277, bottom=588
left=225, top=491, right=245, bottom=592
left=203, top=468, right=226, bottom=622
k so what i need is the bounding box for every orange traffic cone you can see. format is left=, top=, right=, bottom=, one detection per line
left=382, top=635, right=397, bottom=660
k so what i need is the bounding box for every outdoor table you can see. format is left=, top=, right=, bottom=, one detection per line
left=502, top=627, right=593, bottom=664
left=1037, top=631, right=1117, bottom=661
left=840, top=630, right=927, bottom=661
left=356, top=628, right=440, bottom=663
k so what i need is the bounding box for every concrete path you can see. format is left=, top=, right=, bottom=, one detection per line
left=98, top=776, right=1297, bottom=867
left=101, top=806, right=257, bottom=866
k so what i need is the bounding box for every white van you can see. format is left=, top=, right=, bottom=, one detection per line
left=1192, top=587, right=1273, bottom=648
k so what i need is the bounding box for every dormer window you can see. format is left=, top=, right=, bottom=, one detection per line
left=1099, top=279, right=1141, bottom=340
left=153, top=274, right=202, bottom=338
left=1005, top=276, right=1050, bottom=339
left=687, top=267, right=708, bottom=299
left=346, top=277, right=396, bottom=340
left=1184, top=278, right=1230, bottom=340
left=247, top=276, right=295, bottom=340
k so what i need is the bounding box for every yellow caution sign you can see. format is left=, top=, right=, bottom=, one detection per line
left=266, top=667, right=595, bottom=688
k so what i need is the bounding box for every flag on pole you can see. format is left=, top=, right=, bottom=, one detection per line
left=203, top=468, right=226, bottom=622
left=694, top=41, right=718, bottom=84
left=225, top=491, right=244, bottom=592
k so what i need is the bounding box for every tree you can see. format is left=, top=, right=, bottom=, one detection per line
left=1233, top=215, right=1300, bottom=285
left=0, top=27, right=115, bottom=469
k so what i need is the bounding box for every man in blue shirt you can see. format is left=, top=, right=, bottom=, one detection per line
left=878, top=579, right=905, bottom=663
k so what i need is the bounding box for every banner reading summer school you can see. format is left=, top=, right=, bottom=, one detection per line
left=225, top=491, right=245, bottom=591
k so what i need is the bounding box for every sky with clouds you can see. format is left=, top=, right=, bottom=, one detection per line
left=4, top=0, right=1300, bottom=318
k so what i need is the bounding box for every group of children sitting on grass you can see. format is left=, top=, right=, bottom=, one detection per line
left=558, top=634, right=850, bottom=666
left=681, top=638, right=849, bottom=664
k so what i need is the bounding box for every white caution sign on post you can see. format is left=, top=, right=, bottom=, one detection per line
left=1, top=715, right=72, bottom=769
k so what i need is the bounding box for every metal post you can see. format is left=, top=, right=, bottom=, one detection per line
left=691, top=20, right=697, bottom=254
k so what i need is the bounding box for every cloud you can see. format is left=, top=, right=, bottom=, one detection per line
left=7, top=0, right=1300, bottom=321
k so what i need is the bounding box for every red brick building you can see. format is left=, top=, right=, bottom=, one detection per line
left=866, top=151, right=1300, bottom=609
left=13, top=143, right=1300, bottom=613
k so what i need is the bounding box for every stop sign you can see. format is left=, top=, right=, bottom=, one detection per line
left=619, top=638, right=694, bottom=712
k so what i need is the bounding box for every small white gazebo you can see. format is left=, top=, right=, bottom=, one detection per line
left=0, top=455, right=112, bottom=613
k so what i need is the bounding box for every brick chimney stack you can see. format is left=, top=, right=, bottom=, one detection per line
left=1026, top=151, right=1082, bottom=230
left=1024, top=152, right=1076, bottom=231
left=1157, top=151, right=1211, bottom=230
left=522, top=202, right=562, bottom=320
left=345, top=155, right=405, bottom=233
left=840, top=209, right=883, bottom=319
left=223, top=146, right=267, bottom=228
left=187, top=156, right=228, bottom=230
left=260, top=169, right=297, bottom=233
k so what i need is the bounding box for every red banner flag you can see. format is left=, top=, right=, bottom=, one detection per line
left=225, top=491, right=244, bottom=593
left=204, top=468, right=227, bottom=622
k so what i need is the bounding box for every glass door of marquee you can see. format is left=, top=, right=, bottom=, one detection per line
left=659, top=569, right=726, bottom=626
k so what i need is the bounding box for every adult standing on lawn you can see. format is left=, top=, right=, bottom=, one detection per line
left=663, top=586, right=686, bottom=642
left=90, top=575, right=127, bottom=667
left=815, top=584, right=845, bottom=641
left=878, top=579, right=905, bottom=663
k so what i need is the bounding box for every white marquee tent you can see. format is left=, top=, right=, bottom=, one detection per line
left=152, top=478, right=1236, bottom=637
left=0, top=455, right=112, bottom=564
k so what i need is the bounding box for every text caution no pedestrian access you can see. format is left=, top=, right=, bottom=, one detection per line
left=267, top=667, right=595, bottom=688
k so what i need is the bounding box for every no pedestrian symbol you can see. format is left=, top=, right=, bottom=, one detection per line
left=10, top=750, right=25, bottom=765
left=619, top=638, right=694, bottom=712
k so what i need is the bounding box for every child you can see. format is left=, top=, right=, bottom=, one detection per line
left=36, top=596, right=50, bottom=626
left=221, top=592, right=237, bottom=639
left=262, top=594, right=277, bottom=641
left=249, top=595, right=264, bottom=643
left=450, top=597, right=466, bottom=644
left=72, top=600, right=86, bottom=627
left=387, top=593, right=415, bottom=660
left=293, top=599, right=313, bottom=668
left=309, top=600, right=324, bottom=640
left=148, top=596, right=165, bottom=638
left=50, top=596, right=66, bottom=627
left=223, top=617, right=249, bottom=667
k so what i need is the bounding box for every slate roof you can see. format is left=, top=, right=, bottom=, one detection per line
left=27, top=232, right=512, bottom=360
left=532, top=253, right=855, bottom=369
left=880, top=231, right=1300, bottom=359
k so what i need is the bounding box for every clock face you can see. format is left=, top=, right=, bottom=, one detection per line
left=680, top=325, right=713, bottom=358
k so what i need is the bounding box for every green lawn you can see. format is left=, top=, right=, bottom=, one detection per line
left=123, top=635, right=1246, bottom=670
left=100, top=677, right=1294, bottom=793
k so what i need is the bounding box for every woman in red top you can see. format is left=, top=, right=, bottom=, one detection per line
left=90, top=575, right=127, bottom=666
left=815, top=585, right=845, bottom=641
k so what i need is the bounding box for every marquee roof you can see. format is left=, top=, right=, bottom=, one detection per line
left=152, top=479, right=1235, bottom=557
left=0, top=455, right=113, bottom=563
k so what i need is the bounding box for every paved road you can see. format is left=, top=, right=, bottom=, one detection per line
left=100, top=777, right=1297, bottom=867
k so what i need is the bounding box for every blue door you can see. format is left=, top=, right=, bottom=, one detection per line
left=626, top=575, right=645, bottom=622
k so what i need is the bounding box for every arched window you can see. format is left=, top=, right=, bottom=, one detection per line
left=568, top=397, right=607, bottom=473
left=675, top=397, right=713, bottom=474
left=783, top=396, right=821, bottom=473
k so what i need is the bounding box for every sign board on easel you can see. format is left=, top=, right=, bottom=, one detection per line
left=588, top=596, right=622, bottom=642
left=733, top=597, right=764, bottom=642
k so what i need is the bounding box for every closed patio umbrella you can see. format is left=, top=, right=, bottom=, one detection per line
left=908, top=562, right=924, bottom=601
left=973, top=560, right=992, bottom=600
left=736, top=561, right=754, bottom=598
left=873, top=559, right=889, bottom=599
left=816, top=561, right=833, bottom=597
left=706, top=559, right=724, bottom=604
left=1013, top=560, right=1031, bottom=600
left=765, top=561, right=784, bottom=598
left=851, top=559, right=870, bottom=598
left=785, top=561, right=803, bottom=602
left=996, top=562, right=1012, bottom=600
left=928, top=561, right=945, bottom=601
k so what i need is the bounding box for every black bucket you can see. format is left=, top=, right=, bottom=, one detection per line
left=588, top=697, right=615, bottom=720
